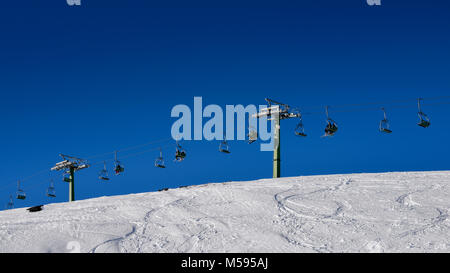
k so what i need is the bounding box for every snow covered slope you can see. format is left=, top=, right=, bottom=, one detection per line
left=1, top=171, right=449, bottom=253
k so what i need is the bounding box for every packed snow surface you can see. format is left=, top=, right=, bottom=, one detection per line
left=1, top=171, right=449, bottom=253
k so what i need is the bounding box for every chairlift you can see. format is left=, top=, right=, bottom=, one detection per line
left=155, top=148, right=166, bottom=168
left=294, top=111, right=307, bottom=137
left=417, top=98, right=431, bottom=128
left=114, top=151, right=125, bottom=175
left=6, top=195, right=14, bottom=210
left=98, top=161, right=110, bottom=181
left=16, top=180, right=26, bottom=200
left=219, top=134, right=231, bottom=154
left=247, top=126, right=258, bottom=144
left=323, top=106, right=338, bottom=137
left=175, top=141, right=186, bottom=162
left=379, top=108, right=393, bottom=133
left=63, top=171, right=72, bottom=183
left=46, top=179, right=56, bottom=198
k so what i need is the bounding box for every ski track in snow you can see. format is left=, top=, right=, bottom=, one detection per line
left=0, top=171, right=449, bottom=253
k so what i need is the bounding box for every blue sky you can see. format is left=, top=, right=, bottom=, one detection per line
left=1, top=0, right=449, bottom=209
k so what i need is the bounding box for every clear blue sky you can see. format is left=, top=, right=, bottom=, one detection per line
left=1, top=0, right=449, bottom=209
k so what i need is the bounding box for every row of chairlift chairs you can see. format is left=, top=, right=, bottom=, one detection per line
left=294, top=99, right=431, bottom=137
left=6, top=180, right=33, bottom=208
left=294, top=106, right=339, bottom=137
left=98, top=142, right=187, bottom=181
left=7, top=137, right=227, bottom=207
left=8, top=175, right=71, bottom=206
left=97, top=134, right=249, bottom=181
left=7, top=179, right=53, bottom=208
left=7, top=142, right=191, bottom=206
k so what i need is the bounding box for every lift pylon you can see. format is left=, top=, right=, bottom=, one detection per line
left=252, top=98, right=300, bottom=178
left=51, top=154, right=89, bottom=202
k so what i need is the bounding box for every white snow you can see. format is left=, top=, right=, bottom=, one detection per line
left=0, top=171, right=449, bottom=253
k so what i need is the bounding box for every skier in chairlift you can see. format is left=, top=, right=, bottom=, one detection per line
left=325, top=121, right=338, bottom=135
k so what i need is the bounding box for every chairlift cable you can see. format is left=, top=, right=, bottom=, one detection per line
left=300, top=101, right=450, bottom=116
left=89, top=144, right=174, bottom=167
left=84, top=137, right=173, bottom=160
left=290, top=96, right=450, bottom=115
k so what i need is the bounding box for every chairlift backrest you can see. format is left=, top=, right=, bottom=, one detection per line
left=248, top=127, right=258, bottom=143
left=324, top=121, right=338, bottom=137
left=417, top=99, right=431, bottom=128
left=219, top=142, right=230, bottom=153
left=114, top=151, right=125, bottom=174
left=16, top=181, right=26, bottom=200
left=219, top=135, right=230, bottom=153
left=115, top=162, right=124, bottom=174
left=47, top=180, right=56, bottom=198
left=379, top=108, right=392, bottom=133
left=16, top=191, right=26, bottom=200
left=6, top=196, right=14, bottom=209
left=323, top=106, right=338, bottom=136
left=155, top=148, right=166, bottom=168
left=175, top=142, right=186, bottom=161
left=295, top=126, right=307, bottom=137
left=294, top=113, right=307, bottom=137
left=155, top=158, right=166, bottom=168
left=324, top=121, right=338, bottom=136
left=418, top=112, right=431, bottom=128
left=98, top=162, right=110, bottom=181
left=47, top=187, right=56, bottom=198
left=99, top=172, right=110, bottom=181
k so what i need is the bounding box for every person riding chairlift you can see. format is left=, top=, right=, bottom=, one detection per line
left=175, top=148, right=186, bottom=161
left=325, top=121, right=338, bottom=135
left=115, top=164, right=124, bottom=175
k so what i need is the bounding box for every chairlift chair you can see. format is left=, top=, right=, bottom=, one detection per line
left=175, top=142, right=186, bottom=162
left=47, top=187, right=56, bottom=198
left=417, top=98, right=431, bottom=128
left=155, top=148, right=166, bottom=168
left=114, top=151, right=125, bottom=175
left=295, top=125, right=307, bottom=137
left=46, top=180, right=56, bottom=198
left=16, top=181, right=26, bottom=200
left=63, top=171, right=72, bottom=183
left=114, top=163, right=125, bottom=175
left=323, top=106, right=338, bottom=137
left=98, top=162, right=110, bottom=181
left=219, top=135, right=231, bottom=154
left=6, top=195, right=14, bottom=210
left=324, top=121, right=338, bottom=136
left=294, top=112, right=307, bottom=137
left=418, top=113, right=431, bottom=128
left=379, top=108, right=393, bottom=133
left=247, top=126, right=258, bottom=144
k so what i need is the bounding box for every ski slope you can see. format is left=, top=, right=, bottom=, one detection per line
left=0, top=171, right=449, bottom=253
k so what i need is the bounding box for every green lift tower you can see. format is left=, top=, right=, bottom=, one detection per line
left=253, top=98, right=300, bottom=178
left=51, top=154, right=89, bottom=202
